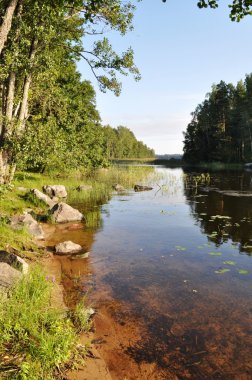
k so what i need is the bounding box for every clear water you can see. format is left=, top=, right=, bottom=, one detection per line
left=49, top=167, right=252, bottom=379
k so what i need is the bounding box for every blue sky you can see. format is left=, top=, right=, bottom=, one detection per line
left=78, top=0, right=252, bottom=154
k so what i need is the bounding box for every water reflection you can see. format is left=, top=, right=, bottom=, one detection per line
left=183, top=170, right=252, bottom=254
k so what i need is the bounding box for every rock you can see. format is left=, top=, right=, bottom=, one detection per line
left=134, top=184, right=153, bottom=192
left=113, top=184, right=125, bottom=192
left=0, top=262, right=22, bottom=291
left=71, top=251, right=89, bottom=259
left=0, top=250, right=29, bottom=274
left=11, top=213, right=45, bottom=240
left=55, top=241, right=83, bottom=255
left=50, top=202, right=83, bottom=223
left=31, top=188, right=55, bottom=207
left=76, top=184, right=92, bottom=191
left=43, top=185, right=67, bottom=198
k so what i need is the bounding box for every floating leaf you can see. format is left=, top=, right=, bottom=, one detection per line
left=223, top=260, right=236, bottom=266
left=211, top=215, right=231, bottom=220
left=237, top=269, right=249, bottom=275
left=175, top=245, right=186, bottom=251
left=207, top=232, right=218, bottom=238
left=197, top=245, right=204, bottom=249
left=208, top=252, right=223, bottom=256
left=214, top=268, right=230, bottom=274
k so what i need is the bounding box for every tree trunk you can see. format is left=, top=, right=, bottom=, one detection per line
left=18, top=38, right=37, bottom=133
left=0, top=149, right=15, bottom=184
left=0, top=83, right=7, bottom=142
left=0, top=0, right=19, bottom=56
left=6, top=71, right=15, bottom=121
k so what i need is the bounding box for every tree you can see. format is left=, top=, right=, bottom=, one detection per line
left=183, top=75, right=252, bottom=163
left=197, top=0, right=252, bottom=21
left=0, top=0, right=141, bottom=183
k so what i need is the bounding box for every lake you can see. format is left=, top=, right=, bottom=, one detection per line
left=48, top=166, right=252, bottom=379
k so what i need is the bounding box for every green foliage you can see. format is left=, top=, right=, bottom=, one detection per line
left=71, top=298, right=93, bottom=333
left=183, top=74, right=252, bottom=163
left=103, top=125, right=155, bottom=160
left=197, top=0, right=252, bottom=21
left=0, top=0, right=148, bottom=183
left=0, top=266, right=78, bottom=379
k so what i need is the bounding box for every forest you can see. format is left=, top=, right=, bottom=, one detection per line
left=183, top=74, right=252, bottom=163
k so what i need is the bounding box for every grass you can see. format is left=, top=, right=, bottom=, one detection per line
left=0, top=266, right=91, bottom=380
left=0, top=222, right=36, bottom=253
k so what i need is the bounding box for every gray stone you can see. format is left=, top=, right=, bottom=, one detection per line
left=0, top=262, right=22, bottom=291
left=55, top=241, right=82, bottom=255
left=11, top=213, right=45, bottom=240
left=43, top=185, right=67, bottom=198
left=76, top=184, right=92, bottom=191
left=31, top=188, right=55, bottom=207
left=113, top=184, right=125, bottom=192
left=71, top=251, right=89, bottom=259
left=134, top=184, right=153, bottom=192
left=0, top=251, right=29, bottom=274
left=50, top=202, right=83, bottom=223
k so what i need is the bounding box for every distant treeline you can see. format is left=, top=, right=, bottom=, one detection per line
left=15, top=62, right=154, bottom=172
left=183, top=74, right=252, bottom=163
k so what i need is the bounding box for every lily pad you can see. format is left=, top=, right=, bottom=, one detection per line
left=175, top=245, right=186, bottom=251
left=223, top=260, right=236, bottom=266
left=214, top=268, right=230, bottom=274
left=211, top=215, right=231, bottom=220
left=207, top=232, right=218, bottom=238
left=237, top=269, right=249, bottom=275
left=208, top=252, right=223, bottom=256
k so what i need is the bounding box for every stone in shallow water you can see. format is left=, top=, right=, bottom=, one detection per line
left=134, top=184, right=153, bottom=192
left=55, top=241, right=82, bottom=255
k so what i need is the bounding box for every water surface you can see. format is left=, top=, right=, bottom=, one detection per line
left=48, top=167, right=252, bottom=379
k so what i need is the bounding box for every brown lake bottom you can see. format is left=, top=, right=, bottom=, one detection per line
left=45, top=168, right=252, bottom=379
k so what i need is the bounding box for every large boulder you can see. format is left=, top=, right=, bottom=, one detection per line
left=50, top=202, right=83, bottom=223
left=11, top=213, right=45, bottom=240
left=0, top=263, right=22, bottom=291
left=55, top=241, right=82, bottom=255
left=0, top=250, right=29, bottom=274
left=43, top=185, right=67, bottom=198
left=31, top=188, right=55, bottom=207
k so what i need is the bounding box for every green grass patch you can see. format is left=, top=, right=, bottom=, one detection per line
left=0, top=223, right=35, bottom=252
left=0, top=266, right=91, bottom=379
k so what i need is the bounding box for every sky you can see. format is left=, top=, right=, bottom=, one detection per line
left=77, top=0, right=252, bottom=155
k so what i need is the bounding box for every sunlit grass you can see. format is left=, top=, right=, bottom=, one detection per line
left=0, top=266, right=91, bottom=380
